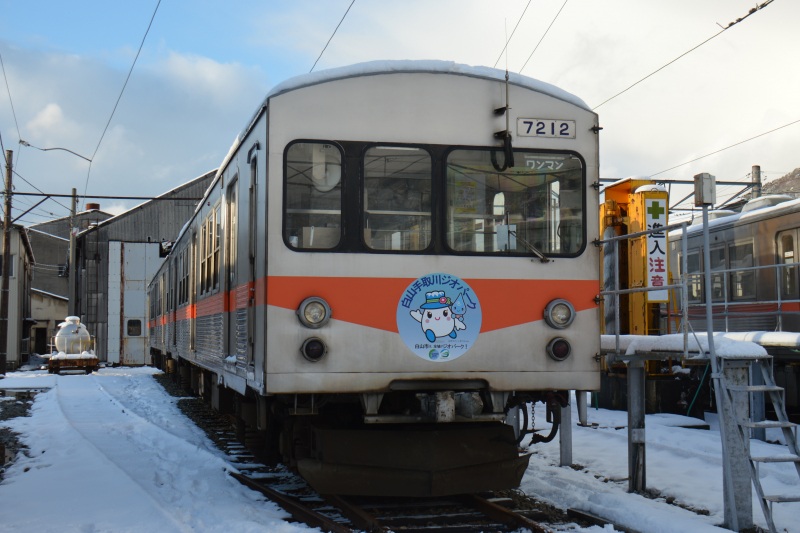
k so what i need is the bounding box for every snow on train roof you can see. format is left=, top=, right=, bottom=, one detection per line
left=668, top=194, right=800, bottom=238
left=265, top=60, right=591, bottom=111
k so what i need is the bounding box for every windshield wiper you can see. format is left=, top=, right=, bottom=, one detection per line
left=509, top=230, right=550, bottom=263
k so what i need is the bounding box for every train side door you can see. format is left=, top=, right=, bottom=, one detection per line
left=247, top=153, right=258, bottom=368
left=225, top=176, right=238, bottom=362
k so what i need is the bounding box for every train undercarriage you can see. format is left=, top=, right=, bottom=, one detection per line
left=152, top=352, right=552, bottom=497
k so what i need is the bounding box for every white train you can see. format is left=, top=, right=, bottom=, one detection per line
left=148, top=60, right=602, bottom=496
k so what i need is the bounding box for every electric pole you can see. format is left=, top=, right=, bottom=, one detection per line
left=1, top=150, right=12, bottom=376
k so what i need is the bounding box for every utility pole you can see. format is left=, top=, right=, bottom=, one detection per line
left=751, top=164, right=762, bottom=200
left=68, top=188, right=77, bottom=316
left=1, top=150, right=12, bottom=376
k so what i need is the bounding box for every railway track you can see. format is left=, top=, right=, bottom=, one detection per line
left=154, top=373, right=627, bottom=532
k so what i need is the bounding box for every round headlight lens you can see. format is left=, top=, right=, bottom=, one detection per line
left=544, top=299, right=575, bottom=329
left=297, top=297, right=331, bottom=328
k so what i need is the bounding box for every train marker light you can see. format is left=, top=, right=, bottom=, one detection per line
left=301, top=337, right=327, bottom=362
left=546, top=337, right=572, bottom=361
left=544, top=299, right=575, bottom=329
left=297, top=297, right=331, bottom=328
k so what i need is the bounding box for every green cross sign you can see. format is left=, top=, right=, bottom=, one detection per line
left=647, top=200, right=665, bottom=219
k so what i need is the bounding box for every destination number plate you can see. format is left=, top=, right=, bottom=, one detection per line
left=517, top=118, right=576, bottom=139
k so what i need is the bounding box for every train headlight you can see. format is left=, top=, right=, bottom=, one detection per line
left=297, top=297, right=331, bottom=328
left=544, top=299, right=575, bottom=329
left=546, top=337, right=572, bottom=361
left=301, top=337, right=327, bottom=362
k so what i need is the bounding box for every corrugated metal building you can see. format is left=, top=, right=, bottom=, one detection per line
left=27, top=209, right=113, bottom=354
left=73, top=171, right=215, bottom=364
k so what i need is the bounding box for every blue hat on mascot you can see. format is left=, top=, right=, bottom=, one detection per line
left=420, top=290, right=452, bottom=309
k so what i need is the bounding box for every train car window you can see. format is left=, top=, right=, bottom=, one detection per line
left=227, top=179, right=238, bottom=289
left=213, top=204, right=221, bottom=290
left=200, top=221, right=208, bottom=294
left=445, top=149, right=584, bottom=255
left=684, top=252, right=702, bottom=302
left=284, top=142, right=343, bottom=249
left=728, top=241, right=755, bottom=300
left=778, top=230, right=798, bottom=299
left=709, top=246, right=726, bottom=301
left=127, top=319, right=142, bottom=337
left=363, top=146, right=432, bottom=251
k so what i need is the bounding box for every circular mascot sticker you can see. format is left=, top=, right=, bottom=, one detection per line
left=396, top=273, right=482, bottom=362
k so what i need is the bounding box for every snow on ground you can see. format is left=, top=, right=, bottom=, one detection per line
left=0, top=367, right=304, bottom=533
left=1, top=367, right=798, bottom=533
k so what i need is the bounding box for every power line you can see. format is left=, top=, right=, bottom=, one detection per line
left=519, top=0, right=569, bottom=73
left=12, top=170, right=72, bottom=212
left=493, top=0, right=533, bottom=69
left=0, top=50, right=22, bottom=148
left=647, top=117, right=800, bottom=179
left=310, top=0, right=356, bottom=73
left=593, top=0, right=775, bottom=110
left=83, top=0, right=162, bottom=198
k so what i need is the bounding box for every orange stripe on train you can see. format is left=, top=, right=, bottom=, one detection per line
left=266, top=276, right=599, bottom=333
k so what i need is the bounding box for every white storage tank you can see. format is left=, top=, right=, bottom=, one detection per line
left=54, top=316, right=93, bottom=354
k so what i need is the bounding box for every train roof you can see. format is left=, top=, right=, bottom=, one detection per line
left=228, top=60, right=593, bottom=160
left=265, top=60, right=592, bottom=111
left=668, top=194, right=800, bottom=238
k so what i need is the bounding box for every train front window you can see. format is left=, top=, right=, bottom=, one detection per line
left=445, top=149, right=584, bottom=255
left=363, top=146, right=432, bottom=251
left=284, top=142, right=343, bottom=249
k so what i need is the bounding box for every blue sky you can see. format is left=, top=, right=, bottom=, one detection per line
left=1, top=0, right=798, bottom=222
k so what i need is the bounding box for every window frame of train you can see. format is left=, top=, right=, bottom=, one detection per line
left=199, top=204, right=222, bottom=296
left=777, top=229, right=800, bottom=299
left=682, top=251, right=703, bottom=302
left=283, top=140, right=344, bottom=250
left=444, top=148, right=586, bottom=256
left=728, top=239, right=755, bottom=301
left=362, top=145, right=433, bottom=252
left=709, top=245, right=726, bottom=302
left=281, top=141, right=586, bottom=257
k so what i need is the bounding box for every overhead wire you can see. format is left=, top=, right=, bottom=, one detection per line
left=82, top=0, right=162, bottom=200
left=519, top=0, right=569, bottom=73
left=13, top=170, right=72, bottom=212
left=646, top=118, right=800, bottom=179
left=493, top=0, right=533, bottom=69
left=593, top=0, right=775, bottom=110
left=310, top=0, right=356, bottom=73
left=0, top=49, right=22, bottom=157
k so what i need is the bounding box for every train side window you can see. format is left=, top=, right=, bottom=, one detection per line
left=685, top=252, right=702, bottom=302
left=778, top=230, right=798, bottom=298
left=709, top=246, right=726, bottom=301
left=363, top=146, right=432, bottom=251
left=284, top=142, right=343, bottom=250
left=728, top=241, right=755, bottom=300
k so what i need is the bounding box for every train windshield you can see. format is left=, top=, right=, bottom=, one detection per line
left=445, top=149, right=584, bottom=255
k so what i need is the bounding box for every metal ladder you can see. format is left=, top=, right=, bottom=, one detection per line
left=721, top=355, right=800, bottom=533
